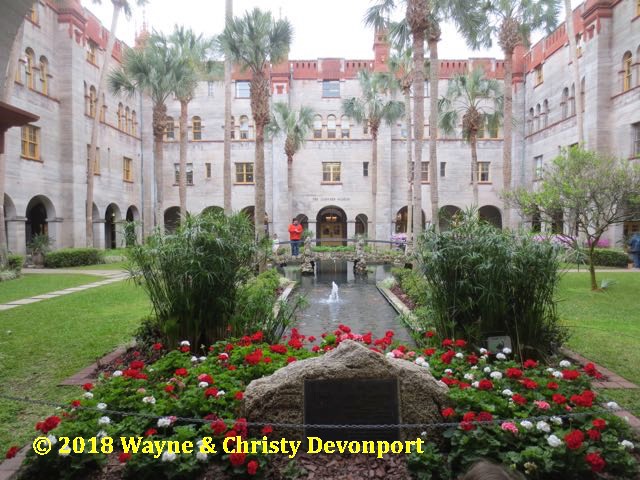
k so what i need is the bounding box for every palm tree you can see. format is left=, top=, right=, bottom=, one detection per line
left=86, top=0, right=147, bottom=248
left=343, top=70, right=404, bottom=240
left=482, top=0, right=561, bottom=229
left=223, top=0, right=233, bottom=215
left=267, top=102, right=314, bottom=221
left=219, top=8, right=293, bottom=249
left=564, top=0, right=583, bottom=143
left=439, top=68, right=503, bottom=206
left=168, top=27, right=215, bottom=218
left=109, top=34, right=183, bottom=232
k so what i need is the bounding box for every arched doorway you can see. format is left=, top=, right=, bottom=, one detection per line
left=241, top=206, right=269, bottom=235
left=125, top=206, right=140, bottom=247
left=202, top=206, right=223, bottom=216
left=126, top=206, right=139, bottom=222
left=25, top=195, right=55, bottom=247
left=439, top=205, right=462, bottom=231
left=395, top=207, right=425, bottom=233
left=316, top=206, right=347, bottom=246
left=355, top=213, right=368, bottom=237
left=479, top=205, right=502, bottom=229
left=3, top=194, right=16, bottom=248
left=164, top=206, right=181, bottom=234
left=105, top=203, right=121, bottom=249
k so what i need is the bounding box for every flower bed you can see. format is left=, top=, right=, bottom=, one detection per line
left=10, top=327, right=638, bottom=479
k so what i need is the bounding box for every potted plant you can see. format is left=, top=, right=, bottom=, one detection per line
left=28, top=233, right=53, bottom=267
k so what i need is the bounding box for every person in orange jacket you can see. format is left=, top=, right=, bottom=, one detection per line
left=288, top=218, right=303, bottom=256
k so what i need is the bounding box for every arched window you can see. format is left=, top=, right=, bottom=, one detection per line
left=100, top=94, right=106, bottom=122
left=561, top=88, right=569, bottom=119
left=528, top=108, right=534, bottom=135
left=165, top=116, right=174, bottom=140
left=117, top=103, right=124, bottom=130
left=570, top=84, right=576, bottom=116
left=89, top=86, right=97, bottom=118
left=25, top=48, right=35, bottom=89
left=131, top=111, right=137, bottom=136
left=39, top=56, right=48, bottom=95
left=623, top=51, right=632, bottom=92
left=239, top=115, right=249, bottom=140
left=313, top=115, right=322, bottom=139
left=580, top=78, right=585, bottom=113
left=327, top=115, right=337, bottom=139
left=543, top=100, right=549, bottom=128
left=230, top=116, right=235, bottom=139
left=341, top=116, right=350, bottom=138
left=192, top=116, right=202, bottom=140
left=535, top=104, right=541, bottom=131
left=125, top=106, right=130, bottom=132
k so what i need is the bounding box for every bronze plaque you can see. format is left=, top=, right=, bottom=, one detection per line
left=303, top=378, right=399, bottom=441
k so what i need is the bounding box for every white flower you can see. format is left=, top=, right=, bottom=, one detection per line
left=483, top=367, right=492, bottom=373
left=421, top=431, right=427, bottom=437
left=470, top=365, right=479, bottom=370
left=620, top=440, right=634, bottom=450
left=198, top=356, right=207, bottom=362
left=421, top=362, right=430, bottom=369
left=472, top=381, right=480, bottom=388
left=198, top=381, right=209, bottom=388
left=142, top=396, right=156, bottom=404
left=455, top=352, right=464, bottom=359
left=415, top=356, right=425, bottom=365
left=385, top=352, right=395, bottom=359
left=191, top=356, right=198, bottom=363
left=196, top=451, right=208, bottom=462
left=502, top=389, right=513, bottom=396
left=479, top=348, right=487, bottom=354
left=216, top=390, right=226, bottom=397
left=180, top=340, right=190, bottom=347
left=148, top=367, right=154, bottom=372
left=480, top=354, right=488, bottom=360
left=157, top=417, right=172, bottom=428
left=445, top=368, right=453, bottom=374
left=536, top=421, right=550, bottom=433
left=464, top=373, right=475, bottom=381
left=47, top=434, right=58, bottom=445
left=96, top=403, right=107, bottom=410
left=502, top=347, right=512, bottom=355
left=98, top=416, right=111, bottom=425
left=83, top=392, right=94, bottom=399
left=546, top=367, right=555, bottom=373
left=547, top=435, right=562, bottom=447
left=490, top=371, right=503, bottom=380
left=112, top=370, right=123, bottom=377
left=559, top=360, right=571, bottom=368
left=606, top=401, right=620, bottom=410
left=496, top=353, right=506, bottom=360
left=550, top=416, right=563, bottom=425
left=161, top=451, right=177, bottom=462
left=552, top=371, right=563, bottom=379
left=96, top=430, right=108, bottom=438
left=520, top=420, right=533, bottom=430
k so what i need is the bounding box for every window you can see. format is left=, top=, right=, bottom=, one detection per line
left=131, top=111, right=137, bottom=136
left=87, top=145, right=100, bottom=175
left=21, top=125, right=40, bottom=160
left=561, top=88, right=569, bottom=119
left=39, top=57, right=48, bottom=95
left=313, top=115, right=322, bottom=139
left=117, top=103, right=124, bottom=130
left=623, top=52, right=632, bottom=92
left=327, top=115, right=336, bottom=139
left=89, top=86, right=97, bottom=118
left=421, top=161, right=429, bottom=182
left=534, top=155, right=543, bottom=180
left=363, top=162, right=369, bottom=177
left=205, top=162, right=212, bottom=178
left=543, top=100, right=549, bottom=128
left=192, top=116, right=202, bottom=140
left=478, top=162, right=490, bottom=183
left=633, top=122, right=640, bottom=157
left=440, top=162, right=446, bottom=177
left=165, top=116, right=174, bottom=140
left=322, top=162, right=341, bottom=183
left=239, top=115, right=249, bottom=140
left=576, top=33, right=583, bottom=57
left=528, top=108, right=534, bottom=135
left=123, top=157, right=133, bottom=182
left=235, top=162, right=254, bottom=184
left=322, top=80, right=340, bottom=98
left=580, top=78, right=585, bottom=113
left=229, top=116, right=235, bottom=139
left=534, top=65, right=543, bottom=86
left=235, top=81, right=250, bottom=98
left=570, top=84, right=576, bottom=116
left=28, top=5, right=38, bottom=23
left=207, top=81, right=214, bottom=97
left=25, top=49, right=35, bottom=89
left=637, top=0, right=640, bottom=16
left=174, top=163, right=194, bottom=185
left=341, top=116, right=350, bottom=138
left=125, top=107, right=130, bottom=132
left=535, top=104, right=541, bottom=131
left=87, top=41, right=97, bottom=64
left=100, top=96, right=106, bottom=122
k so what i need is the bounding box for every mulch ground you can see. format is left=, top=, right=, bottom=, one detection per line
left=389, top=285, right=416, bottom=311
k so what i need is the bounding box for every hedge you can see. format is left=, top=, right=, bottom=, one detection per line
left=44, top=248, right=103, bottom=268
left=588, top=248, right=629, bottom=268
left=7, top=254, right=24, bottom=273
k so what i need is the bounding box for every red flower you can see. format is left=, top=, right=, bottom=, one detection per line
left=288, top=338, right=303, bottom=349
left=564, top=430, right=585, bottom=450
left=546, top=382, right=559, bottom=390
left=523, top=359, right=538, bottom=369
left=225, top=343, right=234, bottom=352
left=466, top=354, right=479, bottom=365
left=211, top=420, right=227, bottom=436
left=152, top=343, right=163, bottom=351
left=144, top=428, right=157, bottom=437
left=441, top=350, right=455, bottom=365
left=233, top=418, right=248, bottom=438
left=552, top=393, right=567, bottom=405
left=244, top=349, right=264, bottom=366
left=522, top=379, right=538, bottom=390
left=165, top=384, right=176, bottom=394
left=423, top=348, right=436, bottom=357
left=247, top=460, right=259, bottom=475
left=130, top=360, right=144, bottom=370
left=308, top=336, right=316, bottom=342
left=261, top=425, right=273, bottom=436
left=286, top=356, right=297, bottom=364
left=460, top=421, right=475, bottom=431
left=592, top=418, right=606, bottom=431
left=424, top=330, right=434, bottom=338
left=228, top=365, right=237, bottom=371
left=478, top=379, right=493, bottom=390
left=229, top=452, right=246, bottom=467
left=476, top=412, right=493, bottom=422
left=458, top=382, right=471, bottom=390
left=587, top=429, right=601, bottom=441
left=562, top=370, right=580, bottom=380
left=441, top=377, right=459, bottom=387
left=174, top=368, right=188, bottom=377
left=82, top=383, right=94, bottom=391
left=205, top=387, right=219, bottom=398
left=234, top=391, right=244, bottom=401
left=571, top=390, right=596, bottom=408
left=311, top=346, right=320, bottom=352
left=454, top=339, right=467, bottom=348
left=251, top=331, right=264, bottom=342
left=269, top=344, right=287, bottom=354
left=180, top=345, right=190, bottom=353
left=442, top=339, right=453, bottom=348
left=585, top=452, right=606, bottom=473
left=239, top=336, right=252, bottom=346
left=198, top=373, right=214, bottom=384
left=36, top=416, right=61, bottom=434
left=118, top=452, right=132, bottom=463
left=584, top=362, right=603, bottom=379
left=362, top=333, right=372, bottom=345
left=5, top=446, right=19, bottom=459
left=506, top=368, right=523, bottom=379
left=70, top=400, right=81, bottom=408
left=263, top=357, right=272, bottom=363
left=512, top=394, right=527, bottom=406
left=441, top=408, right=456, bottom=418
left=462, top=412, right=476, bottom=422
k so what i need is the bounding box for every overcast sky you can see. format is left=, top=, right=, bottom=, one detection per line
left=86, top=0, right=582, bottom=60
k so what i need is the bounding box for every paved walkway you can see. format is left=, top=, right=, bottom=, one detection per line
left=0, top=268, right=129, bottom=311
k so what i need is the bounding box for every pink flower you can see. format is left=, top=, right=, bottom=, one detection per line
left=501, top=422, right=518, bottom=434
left=534, top=400, right=551, bottom=410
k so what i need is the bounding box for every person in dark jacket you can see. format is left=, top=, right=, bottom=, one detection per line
left=628, top=232, right=640, bottom=268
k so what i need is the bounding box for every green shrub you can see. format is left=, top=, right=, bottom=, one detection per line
left=44, top=248, right=103, bottom=268
left=589, top=248, right=629, bottom=267
left=0, top=270, right=19, bottom=282
left=391, top=267, right=430, bottom=306
left=7, top=254, right=24, bottom=272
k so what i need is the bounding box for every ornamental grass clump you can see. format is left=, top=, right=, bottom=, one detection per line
left=415, top=210, right=566, bottom=359
left=128, top=211, right=256, bottom=348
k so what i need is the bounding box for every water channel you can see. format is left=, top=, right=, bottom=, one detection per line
left=281, top=261, right=413, bottom=344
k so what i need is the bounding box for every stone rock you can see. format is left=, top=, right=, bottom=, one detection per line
left=243, top=340, right=449, bottom=441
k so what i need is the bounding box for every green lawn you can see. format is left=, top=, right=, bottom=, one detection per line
left=69, top=262, right=128, bottom=271
left=557, top=272, right=640, bottom=412
left=0, top=273, right=102, bottom=304
left=0, top=280, right=150, bottom=454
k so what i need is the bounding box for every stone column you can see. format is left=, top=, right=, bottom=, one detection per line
left=93, top=219, right=105, bottom=249
left=347, top=220, right=355, bottom=241
left=47, top=218, right=63, bottom=249
left=7, top=217, right=26, bottom=254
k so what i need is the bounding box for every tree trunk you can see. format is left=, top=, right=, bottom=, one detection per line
left=565, top=0, right=583, bottom=144
left=588, top=244, right=598, bottom=291
left=405, top=89, right=413, bottom=251
left=255, top=121, right=266, bottom=269
left=287, top=156, right=293, bottom=224
left=86, top=4, right=121, bottom=248
left=502, top=49, right=513, bottom=230
left=412, top=31, right=425, bottom=238
left=223, top=0, right=233, bottom=215
left=152, top=104, right=167, bottom=233
left=470, top=131, right=479, bottom=206
left=371, top=128, right=378, bottom=241
left=178, top=98, right=188, bottom=218
left=0, top=20, right=25, bottom=265
left=428, top=36, right=440, bottom=233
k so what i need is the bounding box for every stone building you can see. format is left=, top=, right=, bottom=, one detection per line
left=2, top=0, right=639, bottom=253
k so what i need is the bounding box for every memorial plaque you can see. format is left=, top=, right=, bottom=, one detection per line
left=304, top=378, right=399, bottom=441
